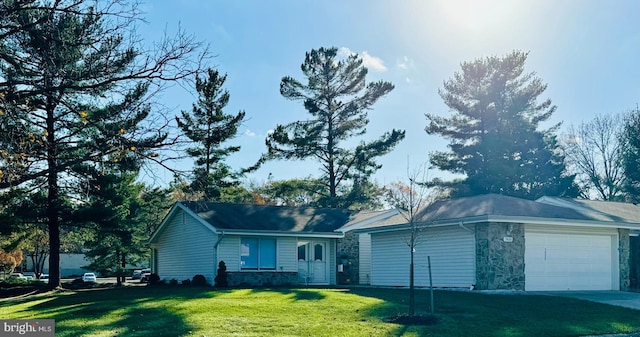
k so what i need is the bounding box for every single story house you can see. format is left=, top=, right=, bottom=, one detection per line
left=356, top=194, right=640, bottom=291
left=23, top=253, right=93, bottom=278
left=150, top=201, right=363, bottom=286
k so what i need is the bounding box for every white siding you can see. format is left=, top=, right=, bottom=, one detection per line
left=359, top=233, right=372, bottom=285
left=329, top=240, right=336, bottom=285
left=277, top=237, right=298, bottom=272
left=155, top=210, right=217, bottom=284
left=217, top=236, right=240, bottom=271
left=371, top=226, right=475, bottom=288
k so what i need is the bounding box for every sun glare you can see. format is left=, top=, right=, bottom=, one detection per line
left=435, top=0, right=520, bottom=35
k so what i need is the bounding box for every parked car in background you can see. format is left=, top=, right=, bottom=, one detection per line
left=131, top=270, right=142, bottom=280
left=82, top=272, right=96, bottom=283
left=9, top=273, right=27, bottom=280
left=139, top=269, right=151, bottom=283
left=39, top=274, right=49, bottom=282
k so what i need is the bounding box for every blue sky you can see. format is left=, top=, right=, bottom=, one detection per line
left=138, top=0, right=640, bottom=187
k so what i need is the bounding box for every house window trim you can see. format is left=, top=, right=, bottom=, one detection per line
left=240, top=237, right=278, bottom=271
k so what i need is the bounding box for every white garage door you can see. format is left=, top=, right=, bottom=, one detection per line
left=525, top=231, right=617, bottom=291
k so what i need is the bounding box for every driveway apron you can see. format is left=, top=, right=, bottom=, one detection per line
left=537, top=291, right=640, bottom=310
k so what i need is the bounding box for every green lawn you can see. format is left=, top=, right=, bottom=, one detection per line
left=1, top=286, right=640, bottom=337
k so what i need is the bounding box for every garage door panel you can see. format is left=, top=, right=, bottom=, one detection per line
left=525, top=231, right=616, bottom=291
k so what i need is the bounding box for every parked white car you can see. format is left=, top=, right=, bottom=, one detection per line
left=10, top=272, right=27, bottom=280
left=82, top=272, right=97, bottom=283
left=140, top=269, right=151, bottom=283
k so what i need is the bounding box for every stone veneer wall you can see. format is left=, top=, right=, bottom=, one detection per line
left=226, top=272, right=298, bottom=287
left=619, top=228, right=630, bottom=291
left=336, top=232, right=359, bottom=285
left=475, top=222, right=525, bottom=290
left=631, top=236, right=640, bottom=289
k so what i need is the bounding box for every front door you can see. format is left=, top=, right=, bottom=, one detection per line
left=297, top=240, right=328, bottom=284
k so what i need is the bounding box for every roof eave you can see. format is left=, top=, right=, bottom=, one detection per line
left=216, top=229, right=344, bottom=238
left=337, top=209, right=403, bottom=232
left=149, top=202, right=218, bottom=243
left=357, top=214, right=640, bottom=234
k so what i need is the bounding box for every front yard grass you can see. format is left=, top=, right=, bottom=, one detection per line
left=1, top=286, right=640, bottom=337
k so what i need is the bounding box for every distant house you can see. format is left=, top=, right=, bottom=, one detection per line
left=357, top=194, right=640, bottom=291
left=149, top=202, right=364, bottom=286
left=24, top=253, right=92, bottom=278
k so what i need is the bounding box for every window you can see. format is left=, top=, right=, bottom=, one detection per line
left=314, top=243, right=323, bottom=261
left=298, top=241, right=309, bottom=261
left=241, top=237, right=276, bottom=270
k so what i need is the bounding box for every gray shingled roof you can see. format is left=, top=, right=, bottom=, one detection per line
left=355, top=194, right=640, bottom=233
left=182, top=201, right=355, bottom=233
left=338, top=210, right=407, bottom=232
left=546, top=198, right=640, bottom=223
left=413, top=194, right=602, bottom=223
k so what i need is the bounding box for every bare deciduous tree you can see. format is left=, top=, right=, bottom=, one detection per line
left=562, top=113, right=626, bottom=200
left=384, top=161, right=441, bottom=315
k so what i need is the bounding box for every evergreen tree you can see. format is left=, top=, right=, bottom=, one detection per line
left=262, top=47, right=405, bottom=208
left=0, top=0, right=205, bottom=288
left=426, top=51, right=578, bottom=199
left=79, top=171, right=140, bottom=285
left=176, top=68, right=246, bottom=201
left=621, top=107, right=640, bottom=203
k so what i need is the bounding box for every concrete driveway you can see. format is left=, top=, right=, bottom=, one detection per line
left=538, top=291, right=640, bottom=310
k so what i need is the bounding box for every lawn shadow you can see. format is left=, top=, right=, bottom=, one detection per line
left=348, top=287, right=445, bottom=336
left=349, top=288, right=640, bottom=337
left=250, top=287, right=326, bottom=301
left=9, top=286, right=219, bottom=337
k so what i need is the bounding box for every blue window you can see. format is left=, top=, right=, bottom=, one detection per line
left=241, top=237, right=276, bottom=270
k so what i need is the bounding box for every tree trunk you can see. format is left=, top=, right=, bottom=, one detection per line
left=409, top=249, right=415, bottom=316
left=120, top=251, right=126, bottom=285
left=327, top=120, right=336, bottom=207
left=116, top=249, right=122, bottom=286
left=46, top=95, right=61, bottom=289
left=47, top=179, right=61, bottom=289
left=37, top=252, right=48, bottom=278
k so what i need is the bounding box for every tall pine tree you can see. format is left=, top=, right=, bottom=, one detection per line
left=176, top=68, right=246, bottom=201
left=0, top=0, right=205, bottom=288
left=426, top=51, right=578, bottom=199
left=262, top=47, right=405, bottom=208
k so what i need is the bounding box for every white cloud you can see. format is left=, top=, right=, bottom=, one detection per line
left=361, top=51, right=387, bottom=72
left=338, top=47, right=353, bottom=58
left=244, top=129, right=256, bottom=137
left=338, top=47, right=387, bottom=72
left=397, top=56, right=415, bottom=70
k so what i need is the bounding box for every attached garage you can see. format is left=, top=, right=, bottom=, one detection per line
left=525, top=228, right=619, bottom=291
left=369, top=225, right=476, bottom=288
left=358, top=194, right=638, bottom=291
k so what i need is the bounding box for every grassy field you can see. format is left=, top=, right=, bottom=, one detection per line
left=1, top=286, right=640, bottom=337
